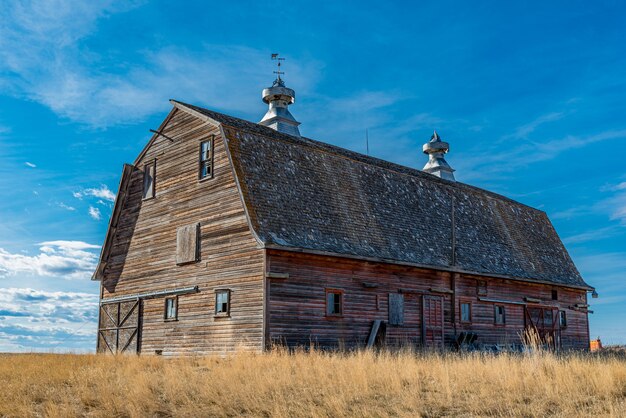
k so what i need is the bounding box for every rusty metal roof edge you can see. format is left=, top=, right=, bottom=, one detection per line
left=263, top=244, right=594, bottom=291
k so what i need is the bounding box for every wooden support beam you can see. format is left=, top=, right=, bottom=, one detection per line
left=366, top=320, right=382, bottom=349
left=266, top=272, right=289, bottom=279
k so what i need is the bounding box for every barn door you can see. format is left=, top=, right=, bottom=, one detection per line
left=422, top=295, right=444, bottom=350
left=97, top=300, right=140, bottom=354
left=524, top=306, right=560, bottom=349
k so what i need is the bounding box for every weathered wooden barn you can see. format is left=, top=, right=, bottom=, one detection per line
left=93, top=75, right=594, bottom=355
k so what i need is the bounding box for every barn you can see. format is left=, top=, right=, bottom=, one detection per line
left=93, top=75, right=594, bottom=355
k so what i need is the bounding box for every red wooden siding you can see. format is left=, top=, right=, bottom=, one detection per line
left=266, top=250, right=590, bottom=350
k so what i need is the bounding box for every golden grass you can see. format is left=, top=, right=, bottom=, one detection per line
left=1, top=349, right=625, bottom=417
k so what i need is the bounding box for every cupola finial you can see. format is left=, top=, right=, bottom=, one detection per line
left=259, top=53, right=301, bottom=137
left=422, top=130, right=456, bottom=181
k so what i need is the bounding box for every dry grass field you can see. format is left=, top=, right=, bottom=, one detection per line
left=1, top=349, right=625, bottom=417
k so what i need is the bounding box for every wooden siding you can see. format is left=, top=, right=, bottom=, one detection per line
left=99, top=109, right=265, bottom=356
left=266, top=250, right=590, bottom=350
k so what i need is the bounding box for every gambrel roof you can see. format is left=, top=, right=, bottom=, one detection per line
left=95, top=100, right=591, bottom=290
left=174, top=101, right=590, bottom=290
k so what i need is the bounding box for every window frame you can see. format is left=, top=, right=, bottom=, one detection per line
left=325, top=288, right=344, bottom=317
left=143, top=159, right=156, bottom=200
left=559, top=310, right=567, bottom=328
left=164, top=296, right=178, bottom=321
left=476, top=280, right=488, bottom=297
left=214, top=289, right=231, bottom=317
left=199, top=137, right=215, bottom=181
left=494, top=304, right=506, bottom=325
left=459, top=300, right=472, bottom=324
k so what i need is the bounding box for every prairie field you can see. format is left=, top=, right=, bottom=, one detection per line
left=1, top=349, right=625, bottom=417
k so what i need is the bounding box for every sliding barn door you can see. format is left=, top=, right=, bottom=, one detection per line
left=97, top=300, right=141, bottom=354
left=422, top=295, right=444, bottom=350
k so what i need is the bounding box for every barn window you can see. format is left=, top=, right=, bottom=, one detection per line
left=494, top=305, right=506, bottom=325
left=176, top=223, right=200, bottom=265
left=559, top=310, right=567, bottom=328
left=552, top=290, right=558, bottom=300
left=164, top=297, right=177, bottom=320
left=460, top=301, right=472, bottom=323
left=544, top=309, right=554, bottom=327
left=199, top=138, right=214, bottom=180
left=326, top=289, right=343, bottom=316
left=477, top=280, right=488, bottom=296
left=143, top=160, right=156, bottom=199
left=215, top=289, right=230, bottom=315
left=388, top=293, right=404, bottom=325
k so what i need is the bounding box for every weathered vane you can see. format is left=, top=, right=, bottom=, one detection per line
left=271, top=53, right=285, bottom=85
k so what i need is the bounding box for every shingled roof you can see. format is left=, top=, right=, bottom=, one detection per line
left=174, top=101, right=591, bottom=290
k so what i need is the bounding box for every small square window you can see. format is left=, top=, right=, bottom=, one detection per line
left=494, top=305, right=506, bottom=325
left=164, top=297, right=177, bottom=320
left=199, top=138, right=214, bottom=180
left=460, top=302, right=472, bottom=323
left=552, top=290, right=558, bottom=300
left=559, top=310, right=567, bottom=328
left=326, top=289, right=343, bottom=316
left=215, top=290, right=230, bottom=315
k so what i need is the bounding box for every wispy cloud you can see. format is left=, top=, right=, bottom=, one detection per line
left=24, top=162, right=36, bottom=168
left=0, top=2, right=319, bottom=127
left=503, top=111, right=565, bottom=141
left=0, top=241, right=99, bottom=280
left=57, top=202, right=76, bottom=211
left=88, top=206, right=101, bottom=220
left=594, top=181, right=626, bottom=226
left=456, top=128, right=626, bottom=182
left=563, top=226, right=623, bottom=245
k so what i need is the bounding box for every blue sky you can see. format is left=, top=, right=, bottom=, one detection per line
left=0, top=0, right=625, bottom=351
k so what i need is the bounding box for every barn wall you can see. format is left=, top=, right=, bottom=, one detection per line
left=266, top=250, right=590, bottom=350
left=99, top=109, right=265, bottom=355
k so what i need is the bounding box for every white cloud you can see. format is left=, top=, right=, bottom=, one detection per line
left=73, top=185, right=116, bottom=203
left=88, top=206, right=101, bottom=220
left=0, top=287, right=98, bottom=352
left=83, top=185, right=115, bottom=202
left=58, top=202, right=75, bottom=211
left=25, top=162, right=36, bottom=168
left=0, top=241, right=100, bottom=280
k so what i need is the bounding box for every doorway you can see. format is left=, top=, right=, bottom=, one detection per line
left=422, top=295, right=444, bottom=349
left=97, top=299, right=141, bottom=354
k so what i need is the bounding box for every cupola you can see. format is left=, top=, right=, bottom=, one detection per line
left=258, top=54, right=301, bottom=137
left=422, top=130, right=455, bottom=181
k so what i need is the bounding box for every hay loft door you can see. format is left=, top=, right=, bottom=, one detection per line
left=97, top=300, right=140, bottom=354
left=422, top=295, right=444, bottom=349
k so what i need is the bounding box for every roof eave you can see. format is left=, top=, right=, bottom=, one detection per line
left=263, top=244, right=594, bottom=291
